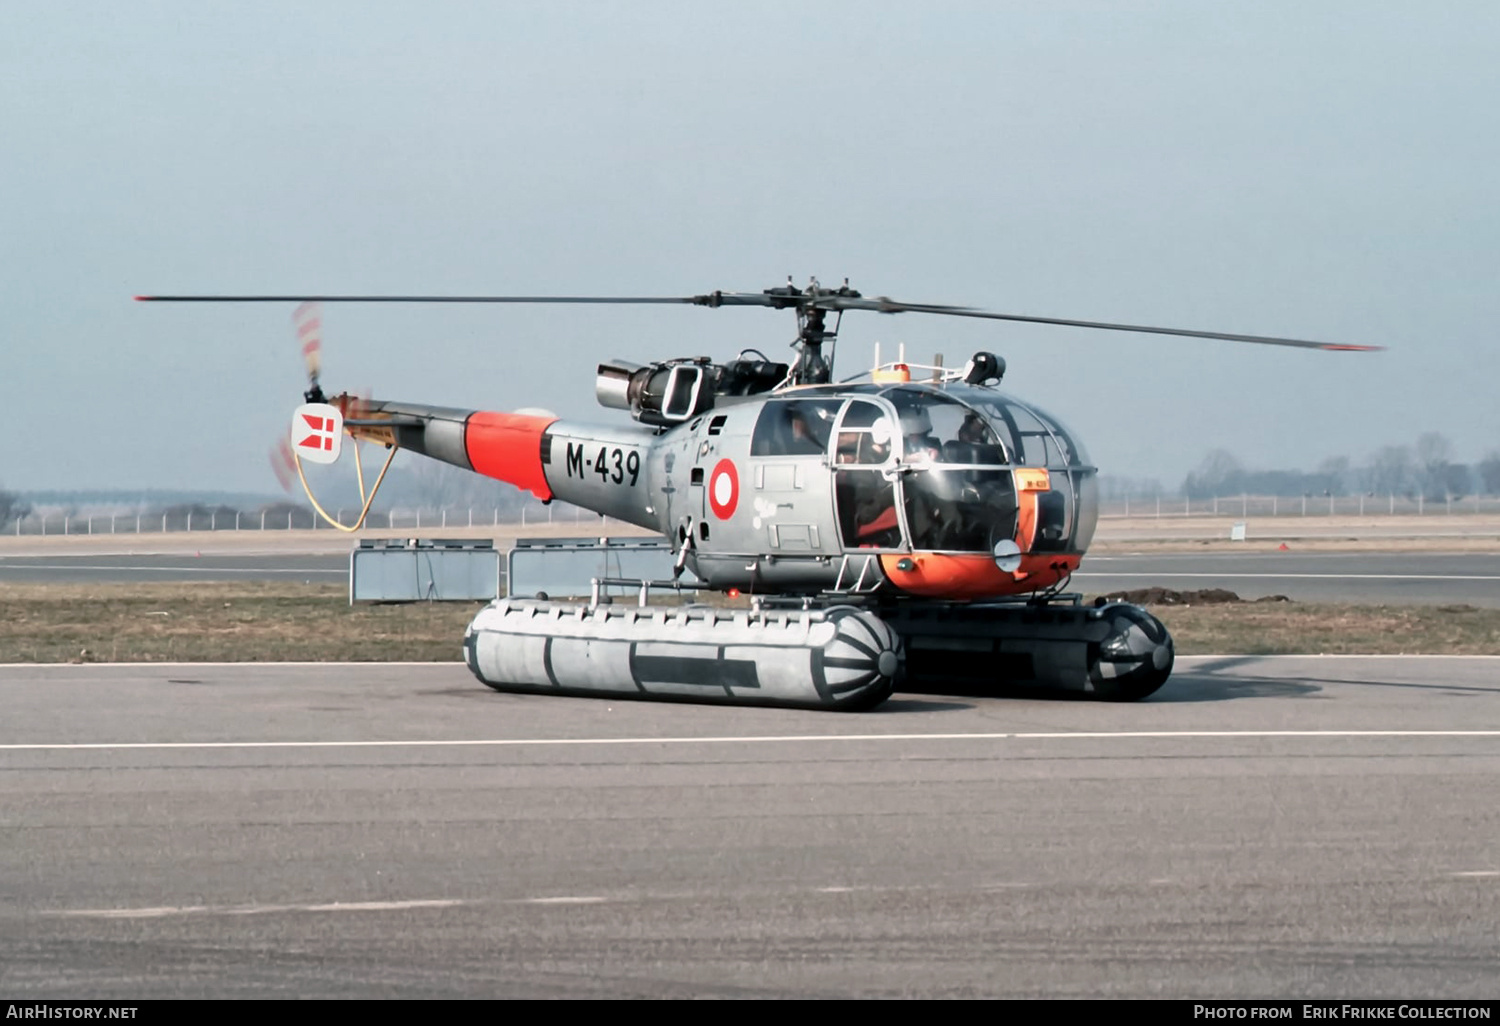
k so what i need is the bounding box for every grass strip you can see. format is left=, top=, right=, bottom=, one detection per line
left=2, top=582, right=1497, bottom=664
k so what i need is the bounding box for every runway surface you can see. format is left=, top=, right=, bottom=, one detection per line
left=0, top=552, right=347, bottom=584
left=2, top=658, right=1498, bottom=998
left=6, top=550, right=1500, bottom=607
left=1075, top=552, right=1500, bottom=607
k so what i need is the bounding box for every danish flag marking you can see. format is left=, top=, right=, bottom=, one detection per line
left=291, top=403, right=342, bottom=465
left=300, top=413, right=334, bottom=450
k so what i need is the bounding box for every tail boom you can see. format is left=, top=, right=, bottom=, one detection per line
left=330, top=396, right=662, bottom=530
left=334, top=396, right=557, bottom=501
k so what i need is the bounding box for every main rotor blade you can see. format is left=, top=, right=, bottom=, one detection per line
left=133, top=292, right=808, bottom=312
left=133, top=291, right=1381, bottom=350
left=134, top=295, right=710, bottom=305
left=821, top=296, right=1381, bottom=351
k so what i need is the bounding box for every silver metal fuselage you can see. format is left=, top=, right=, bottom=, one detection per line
left=545, top=381, right=1099, bottom=595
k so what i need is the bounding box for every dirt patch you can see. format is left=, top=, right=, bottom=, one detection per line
left=1101, top=587, right=1291, bottom=606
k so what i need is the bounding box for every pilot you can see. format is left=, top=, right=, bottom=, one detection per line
left=899, top=408, right=941, bottom=463
left=957, top=412, right=990, bottom=445
left=788, top=407, right=823, bottom=454
left=788, top=408, right=815, bottom=449
left=835, top=433, right=857, bottom=464
left=849, top=475, right=900, bottom=547
left=785, top=403, right=836, bottom=456
left=837, top=416, right=895, bottom=465
left=950, top=411, right=1004, bottom=465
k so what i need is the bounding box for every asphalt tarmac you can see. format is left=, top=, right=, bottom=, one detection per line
left=5, top=550, right=1499, bottom=607
left=2, top=658, right=1498, bottom=999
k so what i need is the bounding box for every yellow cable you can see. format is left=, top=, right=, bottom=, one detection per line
left=353, top=432, right=371, bottom=506
left=295, top=437, right=399, bottom=532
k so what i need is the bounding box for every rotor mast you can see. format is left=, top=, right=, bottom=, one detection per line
left=759, top=277, right=853, bottom=385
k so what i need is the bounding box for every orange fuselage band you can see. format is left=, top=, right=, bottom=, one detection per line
left=879, top=552, right=1081, bottom=599
left=464, top=411, right=558, bottom=501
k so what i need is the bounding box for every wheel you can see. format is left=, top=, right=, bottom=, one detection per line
left=1088, top=604, right=1174, bottom=701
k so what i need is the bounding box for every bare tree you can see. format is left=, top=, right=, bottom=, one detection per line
left=404, top=459, right=527, bottom=513
left=1182, top=449, right=1244, bottom=498
left=406, top=459, right=472, bottom=510
left=1366, top=445, right=1415, bottom=497
left=1415, top=431, right=1456, bottom=499
left=1477, top=451, right=1500, bottom=496
left=1098, top=475, right=1166, bottom=501
left=0, top=484, right=30, bottom=530
left=1316, top=455, right=1351, bottom=495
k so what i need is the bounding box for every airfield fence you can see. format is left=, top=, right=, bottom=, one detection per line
left=1098, top=493, right=1500, bottom=519
left=7, top=503, right=616, bottom=537
left=8, top=494, right=1500, bottom=538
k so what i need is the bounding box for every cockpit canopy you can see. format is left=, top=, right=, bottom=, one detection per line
left=749, top=382, right=1100, bottom=555
left=881, top=385, right=1090, bottom=470
left=750, top=382, right=1090, bottom=470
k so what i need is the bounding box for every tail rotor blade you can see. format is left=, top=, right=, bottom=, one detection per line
left=294, top=301, right=322, bottom=384
left=270, top=437, right=297, bottom=493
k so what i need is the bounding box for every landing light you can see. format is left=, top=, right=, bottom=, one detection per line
left=992, top=539, right=1022, bottom=573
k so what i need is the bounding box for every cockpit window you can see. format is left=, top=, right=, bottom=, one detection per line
left=879, top=386, right=1010, bottom=465
left=834, top=399, right=895, bottom=466
left=1030, top=406, right=1088, bottom=466
left=750, top=399, right=842, bottom=457
left=833, top=399, right=902, bottom=548
left=968, top=393, right=1089, bottom=469
left=839, top=400, right=886, bottom=430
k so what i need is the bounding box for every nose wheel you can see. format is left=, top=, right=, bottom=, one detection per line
left=1089, top=604, right=1174, bottom=701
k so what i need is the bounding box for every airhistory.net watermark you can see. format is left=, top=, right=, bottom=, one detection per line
left=6, top=1008, right=137, bottom=1020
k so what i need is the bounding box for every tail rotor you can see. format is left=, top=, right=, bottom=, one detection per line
left=270, top=306, right=397, bottom=530
left=269, top=304, right=334, bottom=493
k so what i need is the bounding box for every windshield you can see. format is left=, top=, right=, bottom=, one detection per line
left=902, top=468, right=1019, bottom=552
left=870, top=385, right=1100, bottom=554
left=824, top=385, right=1100, bottom=555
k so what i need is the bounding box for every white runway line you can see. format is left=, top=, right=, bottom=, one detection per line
left=4, top=730, right=1500, bottom=752
left=47, top=899, right=466, bottom=918
left=6, top=654, right=1499, bottom=669
left=0, top=563, right=342, bottom=574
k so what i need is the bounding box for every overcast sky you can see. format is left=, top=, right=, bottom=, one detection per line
left=3, top=1, right=1496, bottom=495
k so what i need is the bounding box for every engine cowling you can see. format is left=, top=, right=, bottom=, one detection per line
left=596, top=356, right=787, bottom=426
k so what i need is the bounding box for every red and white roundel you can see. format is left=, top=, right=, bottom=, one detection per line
left=708, top=458, right=739, bottom=519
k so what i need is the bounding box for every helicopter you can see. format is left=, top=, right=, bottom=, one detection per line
left=136, top=279, right=1379, bottom=711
